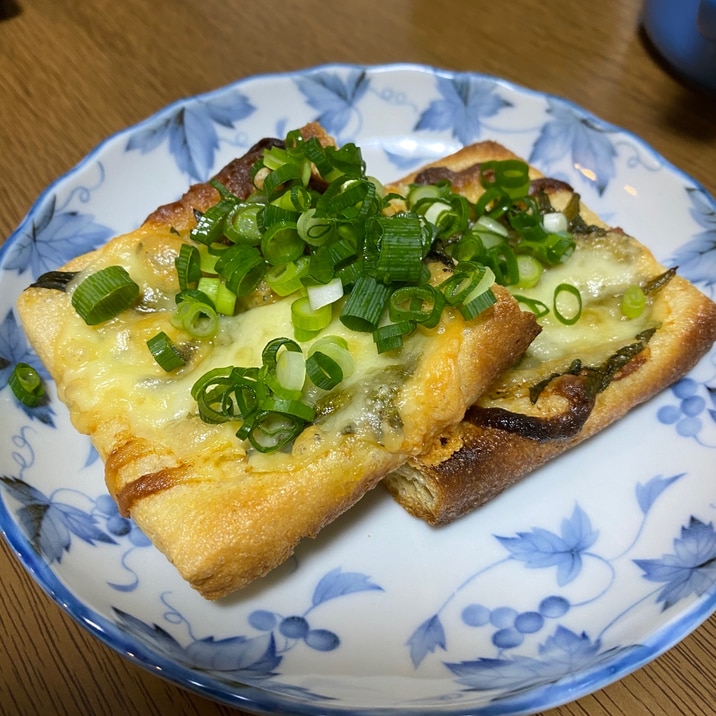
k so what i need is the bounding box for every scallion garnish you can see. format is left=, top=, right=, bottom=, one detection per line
left=9, top=363, right=45, bottom=407
left=305, top=350, right=344, bottom=390
left=172, top=295, right=218, bottom=338
left=621, top=284, right=646, bottom=319
left=177, top=129, right=589, bottom=453
left=71, top=265, right=140, bottom=325
left=373, top=320, right=417, bottom=354
left=339, top=275, right=391, bottom=333
left=553, top=283, right=583, bottom=325
left=291, top=295, right=333, bottom=339
left=215, top=244, right=266, bottom=297
left=175, top=243, right=202, bottom=291
left=513, top=294, right=550, bottom=318
left=147, top=331, right=186, bottom=372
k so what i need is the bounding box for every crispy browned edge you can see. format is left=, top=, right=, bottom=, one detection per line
left=15, top=125, right=541, bottom=598
left=382, top=141, right=716, bottom=526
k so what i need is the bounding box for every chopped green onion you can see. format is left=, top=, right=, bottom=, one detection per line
left=260, top=337, right=305, bottom=399
left=147, top=331, right=186, bottom=372
left=513, top=294, right=550, bottom=318
left=305, top=350, right=344, bottom=390
left=339, top=274, right=391, bottom=332
left=308, top=335, right=354, bottom=380
left=297, top=208, right=335, bottom=246
left=246, top=409, right=309, bottom=453
left=275, top=347, right=307, bottom=396
left=9, top=363, right=45, bottom=407
left=553, top=283, right=583, bottom=325
left=196, top=276, right=218, bottom=305
left=373, top=320, right=416, bottom=353
left=389, top=285, right=445, bottom=328
left=172, top=296, right=219, bottom=338
left=223, top=203, right=263, bottom=245
left=260, top=221, right=305, bottom=266
left=481, top=159, right=531, bottom=199
left=373, top=215, right=427, bottom=284
left=621, top=284, right=646, bottom=319
left=265, top=257, right=310, bottom=296
left=484, top=244, right=519, bottom=286
left=196, top=277, right=236, bottom=316
left=175, top=244, right=201, bottom=290
left=199, top=247, right=219, bottom=275
left=192, top=366, right=250, bottom=424
left=542, top=211, right=568, bottom=234
left=515, top=254, right=544, bottom=289
left=215, top=244, right=266, bottom=297
left=307, top=277, right=344, bottom=311
left=291, top=295, right=333, bottom=334
left=475, top=215, right=509, bottom=237
left=71, top=265, right=140, bottom=325
left=190, top=196, right=236, bottom=245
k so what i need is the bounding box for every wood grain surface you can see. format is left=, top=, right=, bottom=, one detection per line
left=1, top=1, right=714, bottom=714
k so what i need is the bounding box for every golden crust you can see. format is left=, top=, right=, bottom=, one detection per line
left=382, top=142, right=716, bottom=526
left=16, top=128, right=538, bottom=599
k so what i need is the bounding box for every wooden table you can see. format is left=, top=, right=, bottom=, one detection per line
left=1, top=1, right=714, bottom=714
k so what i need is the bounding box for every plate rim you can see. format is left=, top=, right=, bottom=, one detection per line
left=1, top=62, right=715, bottom=715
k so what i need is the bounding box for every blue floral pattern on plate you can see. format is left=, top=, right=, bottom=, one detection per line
left=1, top=64, right=715, bottom=715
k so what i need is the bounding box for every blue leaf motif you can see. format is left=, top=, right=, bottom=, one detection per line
left=311, top=567, right=383, bottom=607
left=126, top=117, right=173, bottom=155
left=204, top=91, right=255, bottom=129
left=170, top=108, right=218, bottom=182
left=636, top=474, right=684, bottom=515
left=687, top=185, right=716, bottom=233
left=113, top=608, right=282, bottom=678
left=184, top=633, right=280, bottom=677
left=3, top=197, right=112, bottom=278
left=445, top=626, right=607, bottom=692
left=30, top=504, right=73, bottom=563
left=407, top=614, right=446, bottom=668
left=669, top=188, right=716, bottom=287
left=415, top=75, right=511, bottom=146
left=126, top=93, right=255, bottom=181
left=0, top=477, right=115, bottom=563
left=54, top=502, right=116, bottom=546
left=295, top=69, right=369, bottom=138
left=383, top=149, right=427, bottom=172
left=0, top=476, right=47, bottom=506
left=634, top=517, right=716, bottom=610
left=0, top=309, right=51, bottom=382
left=113, top=608, right=189, bottom=662
left=496, top=505, right=598, bottom=586
left=0, top=310, right=56, bottom=424
left=530, top=101, right=616, bottom=195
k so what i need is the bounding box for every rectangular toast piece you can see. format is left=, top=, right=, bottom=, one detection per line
left=15, top=125, right=539, bottom=598
left=382, top=141, right=716, bottom=526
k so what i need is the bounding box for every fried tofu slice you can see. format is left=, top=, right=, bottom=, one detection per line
left=383, top=141, right=716, bottom=526
left=16, top=126, right=538, bottom=598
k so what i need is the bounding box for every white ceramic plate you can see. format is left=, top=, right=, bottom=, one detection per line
left=1, top=64, right=715, bottom=715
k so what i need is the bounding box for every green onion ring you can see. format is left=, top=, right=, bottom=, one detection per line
left=71, top=265, right=140, bottom=326
left=9, top=362, right=45, bottom=407
left=553, top=283, right=583, bottom=325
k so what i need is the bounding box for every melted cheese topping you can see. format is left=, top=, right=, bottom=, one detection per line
left=54, top=229, right=431, bottom=470
left=509, top=231, right=657, bottom=369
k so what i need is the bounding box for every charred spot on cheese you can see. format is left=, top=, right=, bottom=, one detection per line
left=467, top=374, right=595, bottom=441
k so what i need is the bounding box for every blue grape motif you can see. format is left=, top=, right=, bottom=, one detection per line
left=461, top=595, right=570, bottom=651
left=657, top=377, right=716, bottom=443
left=248, top=568, right=382, bottom=655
